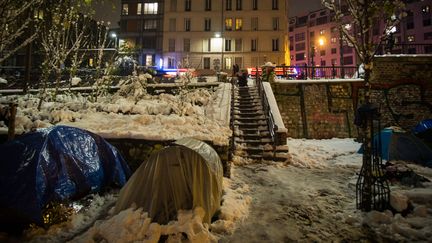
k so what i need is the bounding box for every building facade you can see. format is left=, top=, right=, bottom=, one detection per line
left=162, top=0, right=289, bottom=71
left=119, top=0, right=165, bottom=67
left=288, top=0, right=432, bottom=68
left=119, top=0, right=289, bottom=70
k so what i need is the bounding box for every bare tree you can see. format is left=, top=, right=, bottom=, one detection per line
left=0, top=0, right=42, bottom=64
left=321, top=0, right=405, bottom=100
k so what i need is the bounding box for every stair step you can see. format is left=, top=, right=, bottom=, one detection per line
left=234, top=138, right=273, bottom=144
left=235, top=116, right=267, bottom=121
left=233, top=110, right=264, bottom=116
left=234, top=122, right=267, bottom=127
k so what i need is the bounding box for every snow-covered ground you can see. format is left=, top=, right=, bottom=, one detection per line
left=2, top=138, right=430, bottom=242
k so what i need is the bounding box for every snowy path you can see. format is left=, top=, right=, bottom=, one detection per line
left=218, top=164, right=371, bottom=242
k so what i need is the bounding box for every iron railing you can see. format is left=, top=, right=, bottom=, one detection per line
left=255, top=67, right=278, bottom=148
left=229, top=77, right=236, bottom=161
left=377, top=43, right=432, bottom=55
left=249, top=65, right=360, bottom=80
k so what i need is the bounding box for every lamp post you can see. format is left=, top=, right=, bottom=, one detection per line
left=338, top=0, right=344, bottom=78
left=110, top=32, right=118, bottom=49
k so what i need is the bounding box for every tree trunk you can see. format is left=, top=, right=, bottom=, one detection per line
left=7, top=103, right=17, bottom=141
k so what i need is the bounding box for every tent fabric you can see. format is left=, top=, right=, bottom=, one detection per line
left=413, top=119, right=432, bottom=134
left=359, top=128, right=432, bottom=168
left=0, top=125, right=131, bottom=228
left=114, top=138, right=223, bottom=224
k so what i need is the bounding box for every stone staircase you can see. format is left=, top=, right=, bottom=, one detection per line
left=232, top=85, right=289, bottom=161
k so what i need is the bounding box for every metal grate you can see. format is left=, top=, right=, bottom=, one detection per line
left=355, top=103, right=390, bottom=211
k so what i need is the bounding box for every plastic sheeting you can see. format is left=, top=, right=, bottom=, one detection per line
left=114, top=138, right=223, bottom=224
left=0, top=125, right=131, bottom=229
left=358, top=128, right=432, bottom=167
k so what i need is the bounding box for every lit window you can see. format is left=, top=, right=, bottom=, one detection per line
left=408, top=35, right=415, bottom=42
left=144, top=3, right=158, bottom=14
left=137, top=3, right=142, bottom=15
left=422, top=5, right=430, bottom=14
left=320, top=29, right=325, bottom=35
left=331, top=37, right=337, bottom=43
left=122, top=3, right=129, bottom=15
left=225, top=18, right=233, bottom=31
left=235, top=18, right=242, bottom=31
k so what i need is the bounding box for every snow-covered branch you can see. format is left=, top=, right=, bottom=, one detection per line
left=0, top=0, right=41, bottom=64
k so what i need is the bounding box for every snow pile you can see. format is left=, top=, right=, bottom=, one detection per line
left=72, top=207, right=217, bottom=243
left=0, top=77, right=7, bottom=84
left=363, top=164, right=432, bottom=242
left=211, top=173, right=252, bottom=234
left=0, top=84, right=232, bottom=145
left=286, top=138, right=362, bottom=168
left=231, top=155, right=255, bottom=166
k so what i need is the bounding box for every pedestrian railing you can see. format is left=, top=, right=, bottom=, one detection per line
left=377, top=43, right=432, bottom=55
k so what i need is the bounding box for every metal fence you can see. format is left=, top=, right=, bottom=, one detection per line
left=377, top=43, right=432, bottom=55
left=257, top=65, right=361, bottom=80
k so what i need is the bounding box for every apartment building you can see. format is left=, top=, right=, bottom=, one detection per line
left=119, top=0, right=289, bottom=70
left=119, top=1, right=165, bottom=66
left=162, top=0, right=289, bottom=71
left=288, top=0, right=432, bottom=68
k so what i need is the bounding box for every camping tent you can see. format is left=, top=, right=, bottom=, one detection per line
left=0, top=126, right=131, bottom=230
left=359, top=128, right=432, bottom=168
left=114, top=138, right=223, bottom=224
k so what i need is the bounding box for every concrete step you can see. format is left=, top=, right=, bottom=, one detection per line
left=233, top=110, right=264, bottom=116
left=234, top=137, right=273, bottom=144
left=235, top=116, right=267, bottom=121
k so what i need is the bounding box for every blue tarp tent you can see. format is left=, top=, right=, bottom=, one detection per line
left=0, top=126, right=131, bottom=230
left=359, top=128, right=432, bottom=168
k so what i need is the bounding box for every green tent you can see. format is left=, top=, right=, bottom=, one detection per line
left=114, top=138, right=223, bottom=224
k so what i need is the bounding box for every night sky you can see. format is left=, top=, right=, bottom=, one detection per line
left=288, top=0, right=323, bottom=17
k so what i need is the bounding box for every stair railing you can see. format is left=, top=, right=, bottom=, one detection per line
left=255, top=67, right=279, bottom=148
left=229, top=77, right=236, bottom=160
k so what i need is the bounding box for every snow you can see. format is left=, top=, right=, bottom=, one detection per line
left=286, top=137, right=363, bottom=168
left=1, top=98, right=431, bottom=242
left=263, top=82, right=287, bottom=133
left=0, top=83, right=232, bottom=146
left=0, top=77, right=7, bottom=84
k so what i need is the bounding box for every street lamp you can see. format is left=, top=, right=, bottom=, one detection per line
left=110, top=32, right=118, bottom=48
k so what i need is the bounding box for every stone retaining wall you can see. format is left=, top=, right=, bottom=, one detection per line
left=273, top=55, right=432, bottom=138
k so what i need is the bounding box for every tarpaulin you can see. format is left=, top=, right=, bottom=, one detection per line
left=114, top=138, right=223, bottom=224
left=0, top=125, right=131, bottom=229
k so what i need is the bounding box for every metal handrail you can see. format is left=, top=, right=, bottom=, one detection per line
left=229, top=77, right=236, bottom=159
left=255, top=68, right=278, bottom=148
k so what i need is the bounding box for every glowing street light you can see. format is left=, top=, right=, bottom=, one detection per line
left=318, top=37, right=325, bottom=46
left=110, top=32, right=118, bottom=48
